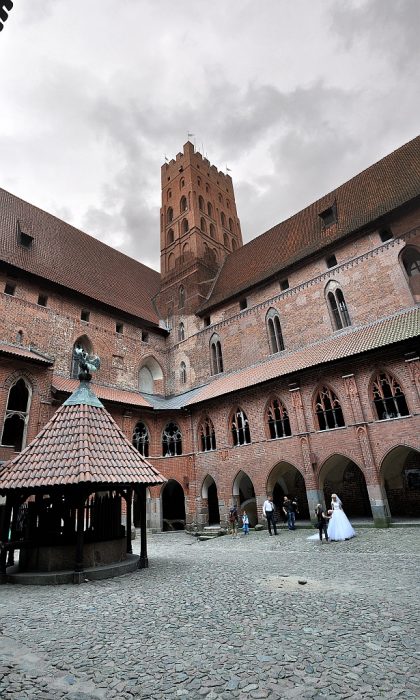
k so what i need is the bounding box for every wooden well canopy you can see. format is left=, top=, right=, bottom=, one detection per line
left=0, top=379, right=165, bottom=583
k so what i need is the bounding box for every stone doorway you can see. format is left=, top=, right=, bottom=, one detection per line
left=319, top=454, right=371, bottom=518
left=161, top=479, right=186, bottom=531
left=267, top=461, right=309, bottom=522
left=232, top=471, right=257, bottom=526
left=201, top=475, right=220, bottom=525
left=381, top=446, right=420, bottom=518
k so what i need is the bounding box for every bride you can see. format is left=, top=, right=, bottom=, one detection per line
left=327, top=494, right=356, bottom=541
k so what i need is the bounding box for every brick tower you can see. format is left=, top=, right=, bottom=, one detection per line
left=156, top=142, right=243, bottom=320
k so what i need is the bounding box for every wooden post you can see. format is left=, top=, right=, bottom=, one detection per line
left=0, top=495, right=13, bottom=584
left=138, top=485, right=148, bottom=569
left=126, top=488, right=133, bottom=555
left=74, top=494, right=86, bottom=583
left=6, top=499, right=18, bottom=568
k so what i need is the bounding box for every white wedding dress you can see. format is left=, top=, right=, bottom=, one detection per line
left=327, top=501, right=356, bottom=541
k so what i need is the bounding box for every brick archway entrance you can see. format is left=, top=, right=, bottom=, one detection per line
left=162, top=479, right=186, bottom=531
left=201, top=475, right=220, bottom=525
left=319, top=455, right=371, bottom=518
left=381, top=446, right=420, bottom=518
left=267, top=461, right=310, bottom=521
left=233, top=471, right=257, bottom=526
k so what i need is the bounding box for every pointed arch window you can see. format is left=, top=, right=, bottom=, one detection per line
left=231, top=407, right=251, bottom=446
left=71, top=336, right=93, bottom=378
left=179, top=285, right=185, bottom=309
left=315, top=386, right=345, bottom=430
left=221, top=211, right=226, bottom=228
left=401, top=246, right=420, bottom=277
left=180, top=361, right=187, bottom=384
left=266, top=308, right=285, bottom=354
left=198, top=415, right=216, bottom=452
left=266, top=398, right=291, bottom=439
left=209, top=223, right=216, bottom=239
left=372, top=372, right=409, bottom=420
left=132, top=421, right=150, bottom=457
left=167, top=228, right=174, bottom=245
left=210, top=333, right=223, bottom=375
left=326, top=283, right=351, bottom=330
left=162, top=422, right=182, bottom=456
left=181, top=218, right=189, bottom=234
left=207, top=202, right=213, bottom=217
left=167, top=207, right=173, bottom=223
left=178, top=322, right=185, bottom=342
left=200, top=217, right=207, bottom=233
left=198, top=195, right=205, bottom=211
left=180, top=196, right=187, bottom=213
left=1, top=378, right=32, bottom=452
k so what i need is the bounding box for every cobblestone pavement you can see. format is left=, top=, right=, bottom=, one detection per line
left=0, top=527, right=419, bottom=700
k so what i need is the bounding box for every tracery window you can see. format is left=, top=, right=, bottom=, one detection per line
left=210, top=333, right=223, bottom=375
left=1, top=378, right=31, bottom=452
left=326, top=283, right=351, bottom=330
left=401, top=246, right=420, bottom=277
left=179, top=285, right=185, bottom=309
left=266, top=308, right=285, bottom=353
left=198, top=195, right=205, bottom=211
left=266, top=398, right=291, bottom=439
left=315, top=386, right=345, bottom=430
left=178, top=322, right=185, bottom=341
left=372, top=372, right=409, bottom=420
left=198, top=415, right=216, bottom=452
left=167, top=207, right=173, bottom=223
left=162, top=422, right=182, bottom=456
left=180, top=196, right=187, bottom=213
left=132, top=421, right=150, bottom=457
left=231, top=407, right=251, bottom=446
left=180, top=362, right=187, bottom=384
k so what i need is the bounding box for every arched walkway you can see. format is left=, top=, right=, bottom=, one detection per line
left=233, top=471, right=257, bottom=526
left=201, top=475, right=220, bottom=525
left=319, top=454, right=371, bottom=518
left=161, top=480, right=186, bottom=531
left=381, top=446, right=420, bottom=518
left=267, top=461, right=309, bottom=521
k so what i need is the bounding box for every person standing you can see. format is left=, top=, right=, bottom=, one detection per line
left=228, top=504, right=239, bottom=537
left=327, top=494, right=356, bottom=541
left=283, top=496, right=296, bottom=531
left=262, top=495, right=277, bottom=536
left=242, top=509, right=249, bottom=535
left=314, top=503, right=330, bottom=543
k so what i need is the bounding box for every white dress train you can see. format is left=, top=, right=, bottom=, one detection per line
left=327, top=502, right=356, bottom=541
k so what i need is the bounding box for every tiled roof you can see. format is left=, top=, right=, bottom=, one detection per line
left=52, top=376, right=153, bottom=408
left=0, top=381, right=165, bottom=491
left=0, top=342, right=53, bottom=364
left=201, top=136, right=420, bottom=311
left=184, top=307, right=420, bottom=406
left=0, top=189, right=161, bottom=326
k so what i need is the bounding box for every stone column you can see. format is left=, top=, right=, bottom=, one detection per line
left=289, top=388, right=320, bottom=521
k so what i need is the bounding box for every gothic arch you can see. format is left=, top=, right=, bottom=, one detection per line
left=201, top=474, right=220, bottom=526
left=369, top=368, right=410, bottom=421
left=161, top=479, right=186, bottom=530
left=232, top=470, right=257, bottom=526
left=318, top=453, right=371, bottom=518
left=1, top=376, right=33, bottom=452
left=380, top=445, right=420, bottom=518
left=266, top=460, right=309, bottom=520
left=313, top=383, right=346, bottom=431
left=139, top=356, right=164, bottom=394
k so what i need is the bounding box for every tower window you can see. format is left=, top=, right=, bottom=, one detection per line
left=81, top=309, right=90, bottom=322
left=207, top=202, right=213, bottom=217
left=326, top=254, right=338, bottom=268
left=209, top=223, right=216, bottom=239
left=167, top=207, right=173, bottom=223
left=37, top=293, right=48, bottom=307
left=180, top=196, right=187, bottom=212
left=168, top=228, right=174, bottom=244
left=280, top=278, right=289, bottom=291
left=200, top=217, right=207, bottom=233
left=229, top=218, right=234, bottom=232
left=198, top=195, right=204, bottom=211
left=221, top=211, right=226, bottom=227
left=181, top=218, right=189, bottom=234
left=179, top=285, right=185, bottom=309
left=4, top=282, right=16, bottom=296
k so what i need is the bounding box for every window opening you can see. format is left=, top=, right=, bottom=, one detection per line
left=229, top=218, right=234, bottom=232
left=319, top=204, right=337, bottom=228
left=141, top=331, right=149, bottom=343
left=204, top=316, right=211, bottom=327
left=210, top=334, right=223, bottom=374
left=198, top=195, right=204, bottom=211
left=182, top=218, right=189, bottom=234
left=200, top=217, right=207, bottom=233
left=162, top=422, right=182, bottom=456
left=267, top=398, right=291, bottom=439
left=116, top=322, right=123, bottom=334
left=221, top=211, right=226, bottom=227
left=380, top=228, right=393, bottom=242
left=167, top=207, right=173, bottom=223
left=239, top=298, right=247, bottom=311
left=1, top=378, right=31, bottom=452
left=372, top=372, right=409, bottom=420
left=207, top=202, right=213, bottom=217
left=326, top=254, right=338, bottom=268
left=37, top=293, right=48, bottom=307
left=180, top=361, right=187, bottom=384
left=19, top=231, right=33, bottom=248
left=267, top=309, right=285, bottom=353
left=401, top=247, right=420, bottom=277
left=168, top=228, right=174, bottom=244
left=315, top=387, right=345, bottom=430
left=199, top=416, right=216, bottom=452
left=327, top=288, right=351, bottom=330
left=209, top=223, right=216, bottom=239
left=81, top=309, right=90, bottom=322
left=180, top=196, right=187, bottom=212
left=231, top=408, right=251, bottom=446
left=178, top=322, right=185, bottom=342
left=179, top=285, right=185, bottom=309
left=132, top=422, right=150, bottom=457
left=4, top=282, right=15, bottom=296
left=280, top=278, right=289, bottom=291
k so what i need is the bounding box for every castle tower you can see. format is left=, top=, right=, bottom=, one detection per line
left=157, top=142, right=243, bottom=316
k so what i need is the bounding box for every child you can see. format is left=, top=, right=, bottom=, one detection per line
left=242, top=509, right=249, bottom=535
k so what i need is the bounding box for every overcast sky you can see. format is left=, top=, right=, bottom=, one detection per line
left=1, top=0, right=419, bottom=271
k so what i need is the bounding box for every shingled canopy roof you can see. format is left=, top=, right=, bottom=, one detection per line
left=0, top=188, right=161, bottom=327
left=201, top=135, right=420, bottom=312
left=0, top=381, right=165, bottom=492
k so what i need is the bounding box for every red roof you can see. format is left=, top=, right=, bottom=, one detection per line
left=0, top=381, right=165, bottom=491
left=185, top=307, right=420, bottom=405
left=0, top=342, right=53, bottom=364
left=52, top=375, right=153, bottom=408
left=201, top=136, right=420, bottom=311
left=0, top=189, right=161, bottom=326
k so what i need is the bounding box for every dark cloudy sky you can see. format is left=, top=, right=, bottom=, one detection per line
left=1, top=0, right=419, bottom=270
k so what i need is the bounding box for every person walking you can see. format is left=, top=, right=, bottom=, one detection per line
left=283, top=496, right=296, bottom=530
left=228, top=504, right=239, bottom=537
left=242, top=509, right=249, bottom=535
left=262, top=495, right=277, bottom=536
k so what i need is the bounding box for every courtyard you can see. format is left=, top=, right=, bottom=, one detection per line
left=0, top=526, right=419, bottom=700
